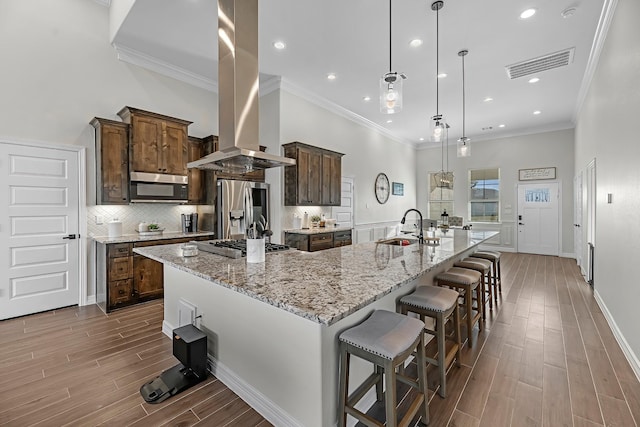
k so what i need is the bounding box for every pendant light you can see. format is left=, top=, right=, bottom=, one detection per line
left=457, top=49, right=471, bottom=157
left=435, top=123, right=454, bottom=188
left=380, top=0, right=406, bottom=114
left=430, top=1, right=445, bottom=142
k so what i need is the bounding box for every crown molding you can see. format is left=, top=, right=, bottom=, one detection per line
left=278, top=78, right=416, bottom=148
left=93, top=0, right=111, bottom=7
left=573, top=0, right=618, bottom=122
left=112, top=43, right=218, bottom=92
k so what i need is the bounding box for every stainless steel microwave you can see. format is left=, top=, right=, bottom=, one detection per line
left=130, top=171, right=188, bottom=203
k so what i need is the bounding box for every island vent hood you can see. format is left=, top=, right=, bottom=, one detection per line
left=187, top=0, right=295, bottom=173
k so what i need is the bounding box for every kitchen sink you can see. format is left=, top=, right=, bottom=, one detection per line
left=377, top=237, right=418, bottom=246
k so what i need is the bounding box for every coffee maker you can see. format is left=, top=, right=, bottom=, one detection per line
left=181, top=213, right=198, bottom=233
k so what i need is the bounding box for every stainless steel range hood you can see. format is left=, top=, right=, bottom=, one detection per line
left=187, top=0, right=295, bottom=173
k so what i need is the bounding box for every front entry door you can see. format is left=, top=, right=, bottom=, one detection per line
left=517, top=182, right=560, bottom=256
left=0, top=142, right=81, bottom=319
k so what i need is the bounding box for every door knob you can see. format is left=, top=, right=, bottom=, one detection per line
left=518, top=222, right=525, bottom=225
left=62, top=234, right=77, bottom=240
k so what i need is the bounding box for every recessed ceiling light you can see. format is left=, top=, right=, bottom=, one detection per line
left=363, top=96, right=371, bottom=102
left=533, top=110, right=542, bottom=115
left=484, top=97, right=494, bottom=102
left=327, top=73, right=336, bottom=80
left=520, top=8, right=536, bottom=19
left=437, top=73, right=447, bottom=78
left=528, top=77, right=540, bottom=83
left=273, top=41, right=286, bottom=50
left=409, top=39, right=423, bottom=47
left=498, top=124, right=506, bottom=128
left=386, top=119, right=393, bottom=123
left=419, top=137, right=425, bottom=141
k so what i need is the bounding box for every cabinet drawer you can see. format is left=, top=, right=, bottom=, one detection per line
left=108, top=243, right=132, bottom=258
left=309, top=233, right=334, bottom=251
left=334, top=230, right=352, bottom=240
left=109, top=256, right=132, bottom=281
left=108, top=279, right=134, bottom=307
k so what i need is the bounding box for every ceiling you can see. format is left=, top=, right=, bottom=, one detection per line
left=111, top=0, right=608, bottom=148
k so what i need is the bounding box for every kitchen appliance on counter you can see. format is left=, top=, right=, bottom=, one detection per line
left=217, top=179, right=269, bottom=240
left=181, top=213, right=198, bottom=233
left=130, top=172, right=188, bottom=203
left=192, top=239, right=290, bottom=259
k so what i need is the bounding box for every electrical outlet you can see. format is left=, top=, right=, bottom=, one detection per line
left=95, top=215, right=104, bottom=225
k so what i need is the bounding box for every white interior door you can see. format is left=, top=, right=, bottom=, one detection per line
left=517, top=182, right=560, bottom=256
left=0, top=142, right=80, bottom=319
left=331, top=177, right=354, bottom=228
left=574, top=172, right=584, bottom=271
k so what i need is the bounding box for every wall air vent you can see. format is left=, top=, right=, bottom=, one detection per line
left=505, top=47, right=575, bottom=79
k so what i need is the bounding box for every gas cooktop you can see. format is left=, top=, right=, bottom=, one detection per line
left=193, top=239, right=290, bottom=258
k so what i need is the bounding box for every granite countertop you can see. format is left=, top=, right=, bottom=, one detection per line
left=93, top=231, right=215, bottom=244
left=134, top=230, right=498, bottom=326
left=283, top=226, right=352, bottom=235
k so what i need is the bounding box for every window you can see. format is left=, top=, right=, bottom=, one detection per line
left=428, top=172, right=453, bottom=220
left=469, top=168, right=500, bottom=222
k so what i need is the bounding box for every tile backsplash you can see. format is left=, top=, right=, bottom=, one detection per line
left=87, top=204, right=204, bottom=237
left=281, top=206, right=333, bottom=229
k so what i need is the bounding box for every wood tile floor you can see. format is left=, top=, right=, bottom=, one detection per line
left=361, top=253, right=640, bottom=426
left=1, top=253, right=638, bottom=426
left=0, top=299, right=271, bottom=426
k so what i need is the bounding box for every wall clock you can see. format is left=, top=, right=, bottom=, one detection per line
left=375, top=172, right=390, bottom=204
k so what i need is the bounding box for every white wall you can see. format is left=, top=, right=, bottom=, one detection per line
left=416, top=129, right=575, bottom=254
left=575, top=0, right=640, bottom=367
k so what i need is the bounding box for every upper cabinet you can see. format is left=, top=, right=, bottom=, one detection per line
left=117, top=107, right=192, bottom=175
left=283, top=142, right=343, bottom=206
left=187, top=136, right=207, bottom=204
left=91, top=118, right=130, bottom=205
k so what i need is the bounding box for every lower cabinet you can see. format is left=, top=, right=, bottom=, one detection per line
left=285, top=229, right=352, bottom=252
left=97, top=236, right=211, bottom=313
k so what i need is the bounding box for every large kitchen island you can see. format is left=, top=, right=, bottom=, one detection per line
left=134, top=230, right=498, bottom=427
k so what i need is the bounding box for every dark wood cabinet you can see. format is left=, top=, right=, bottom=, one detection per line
left=97, top=236, right=211, bottom=312
left=187, top=136, right=207, bottom=204
left=333, top=230, right=353, bottom=247
left=285, top=229, right=351, bottom=252
left=283, top=142, right=343, bottom=206
left=117, top=107, right=192, bottom=176
left=90, top=118, right=130, bottom=204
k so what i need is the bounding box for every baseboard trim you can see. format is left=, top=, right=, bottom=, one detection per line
left=162, top=320, right=302, bottom=426
left=83, top=295, right=96, bottom=306
left=593, top=290, right=640, bottom=382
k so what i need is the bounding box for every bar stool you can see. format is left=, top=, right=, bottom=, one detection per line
left=454, top=257, right=493, bottom=319
left=470, top=251, right=502, bottom=302
left=338, top=310, right=429, bottom=427
left=398, top=285, right=461, bottom=398
left=435, top=267, right=483, bottom=348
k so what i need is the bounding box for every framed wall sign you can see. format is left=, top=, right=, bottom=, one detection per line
left=392, top=182, right=404, bottom=196
left=519, top=167, right=556, bottom=181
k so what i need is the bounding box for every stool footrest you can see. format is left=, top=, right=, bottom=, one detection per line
left=347, top=372, right=381, bottom=407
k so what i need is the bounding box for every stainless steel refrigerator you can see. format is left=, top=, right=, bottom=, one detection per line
left=217, top=180, right=269, bottom=240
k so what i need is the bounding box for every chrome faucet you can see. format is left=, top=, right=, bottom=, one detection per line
left=401, top=209, right=424, bottom=244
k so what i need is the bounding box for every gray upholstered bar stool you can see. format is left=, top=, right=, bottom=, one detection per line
left=338, top=310, right=429, bottom=427
left=398, top=285, right=461, bottom=398
left=454, top=257, right=494, bottom=319
left=435, top=267, right=483, bottom=348
left=470, top=250, right=502, bottom=302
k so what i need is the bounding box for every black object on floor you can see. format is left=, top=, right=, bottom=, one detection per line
left=140, top=324, right=208, bottom=404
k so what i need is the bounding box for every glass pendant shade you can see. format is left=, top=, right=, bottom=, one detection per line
left=380, top=72, right=403, bottom=114
left=435, top=170, right=454, bottom=189
left=430, top=115, right=445, bottom=142
left=457, top=136, right=471, bottom=157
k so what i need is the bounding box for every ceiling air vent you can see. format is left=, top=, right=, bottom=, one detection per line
left=505, top=47, right=575, bottom=79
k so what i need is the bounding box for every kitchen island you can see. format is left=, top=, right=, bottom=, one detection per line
left=134, top=230, right=498, bottom=427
